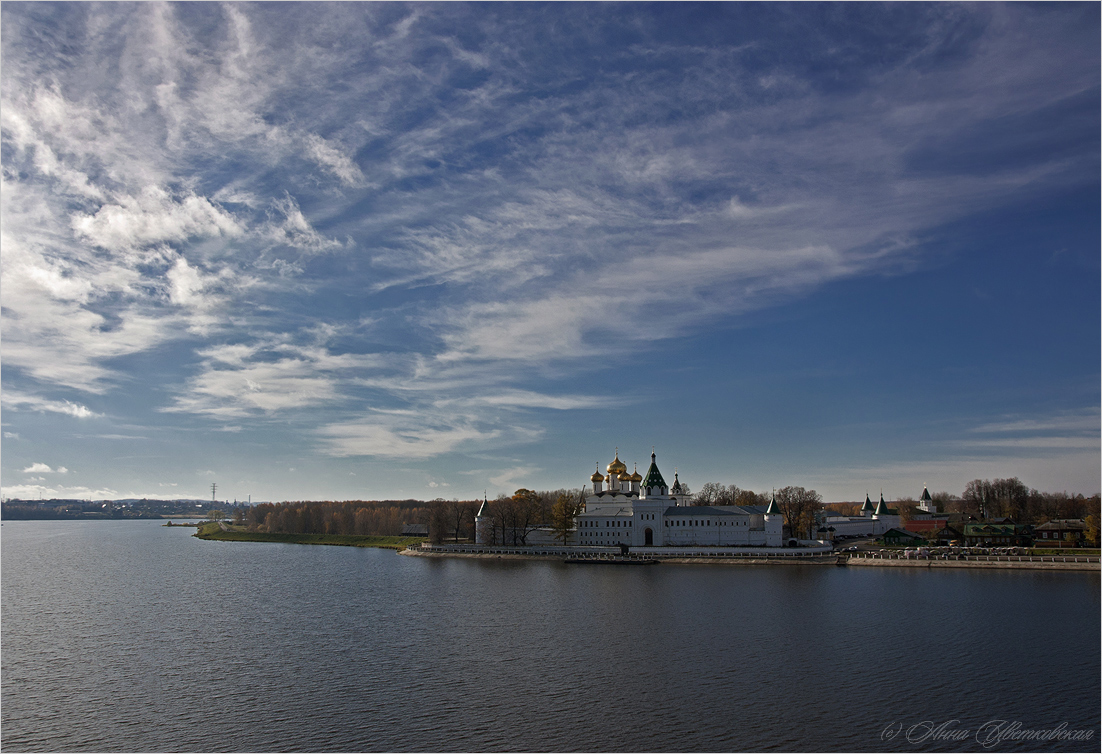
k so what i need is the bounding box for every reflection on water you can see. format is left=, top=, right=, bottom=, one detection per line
left=2, top=521, right=1098, bottom=752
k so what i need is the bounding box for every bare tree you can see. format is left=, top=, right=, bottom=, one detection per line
left=428, top=499, right=449, bottom=544
left=446, top=499, right=478, bottom=542
left=693, top=483, right=741, bottom=506
left=775, top=486, right=823, bottom=541
left=488, top=495, right=511, bottom=546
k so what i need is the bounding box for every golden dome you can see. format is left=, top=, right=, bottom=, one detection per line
left=629, top=464, right=642, bottom=482
left=590, top=464, right=605, bottom=483
left=606, top=451, right=627, bottom=476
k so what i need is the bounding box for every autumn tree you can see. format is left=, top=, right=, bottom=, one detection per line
left=1085, top=514, right=1100, bottom=547
left=774, top=486, right=823, bottom=541
left=551, top=493, right=582, bottom=545
left=506, top=488, right=543, bottom=545
left=826, top=502, right=860, bottom=517
left=734, top=489, right=768, bottom=507
left=895, top=498, right=917, bottom=523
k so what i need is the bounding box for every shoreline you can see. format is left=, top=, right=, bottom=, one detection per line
left=187, top=525, right=1100, bottom=571
left=193, top=524, right=423, bottom=550
left=401, top=550, right=836, bottom=565
left=845, top=557, right=1098, bottom=572
left=403, top=548, right=1099, bottom=570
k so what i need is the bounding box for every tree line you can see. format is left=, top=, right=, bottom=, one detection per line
left=453, top=488, right=585, bottom=546
left=242, top=488, right=587, bottom=544
left=244, top=499, right=437, bottom=537
left=898, top=478, right=1100, bottom=528
left=223, top=476, right=1101, bottom=545
left=690, top=483, right=823, bottom=540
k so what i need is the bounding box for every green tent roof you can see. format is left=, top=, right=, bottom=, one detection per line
left=642, top=452, right=666, bottom=489
left=765, top=493, right=780, bottom=515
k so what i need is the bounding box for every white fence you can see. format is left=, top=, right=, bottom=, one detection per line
left=849, top=552, right=1098, bottom=564
left=411, top=543, right=834, bottom=558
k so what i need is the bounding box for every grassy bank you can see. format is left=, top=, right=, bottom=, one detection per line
left=194, top=522, right=423, bottom=550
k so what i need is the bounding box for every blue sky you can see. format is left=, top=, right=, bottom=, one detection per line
left=2, top=2, right=1098, bottom=503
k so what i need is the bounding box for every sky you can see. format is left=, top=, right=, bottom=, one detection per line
left=1, top=2, right=1099, bottom=504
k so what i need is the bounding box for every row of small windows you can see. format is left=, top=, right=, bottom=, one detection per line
left=664, top=519, right=747, bottom=527
left=582, top=517, right=750, bottom=527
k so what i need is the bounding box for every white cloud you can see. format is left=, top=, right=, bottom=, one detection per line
left=489, top=466, right=531, bottom=490
left=463, top=390, right=617, bottom=411
left=303, top=133, right=367, bottom=186
left=262, top=195, right=343, bottom=253
left=2, top=391, right=99, bottom=418
left=164, top=340, right=383, bottom=417
left=318, top=412, right=501, bottom=459
left=0, top=483, right=120, bottom=501
left=22, top=463, right=54, bottom=474
left=72, top=186, right=242, bottom=252
left=970, top=411, right=1100, bottom=436
left=168, top=360, right=341, bottom=417
left=166, top=257, right=208, bottom=307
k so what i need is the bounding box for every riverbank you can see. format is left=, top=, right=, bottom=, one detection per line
left=193, top=523, right=423, bottom=550
left=188, top=529, right=1100, bottom=569
left=845, top=556, right=1098, bottom=572
left=404, top=547, right=1098, bottom=570
left=402, top=545, right=838, bottom=565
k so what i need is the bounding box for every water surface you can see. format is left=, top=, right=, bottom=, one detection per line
left=2, top=521, right=1098, bottom=751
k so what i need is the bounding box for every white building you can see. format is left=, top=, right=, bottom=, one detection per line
left=917, top=486, right=937, bottom=513
left=819, top=492, right=902, bottom=538
left=573, top=450, right=783, bottom=548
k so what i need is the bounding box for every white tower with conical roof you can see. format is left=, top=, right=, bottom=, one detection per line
left=764, top=490, right=783, bottom=546
left=475, top=494, right=492, bottom=545
left=918, top=485, right=936, bottom=513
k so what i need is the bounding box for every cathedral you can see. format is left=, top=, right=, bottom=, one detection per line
left=573, top=449, right=783, bottom=548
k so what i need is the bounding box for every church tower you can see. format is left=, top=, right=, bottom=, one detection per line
left=640, top=450, right=668, bottom=498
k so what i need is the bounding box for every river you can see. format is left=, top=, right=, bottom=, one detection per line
left=2, top=520, right=1098, bottom=752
